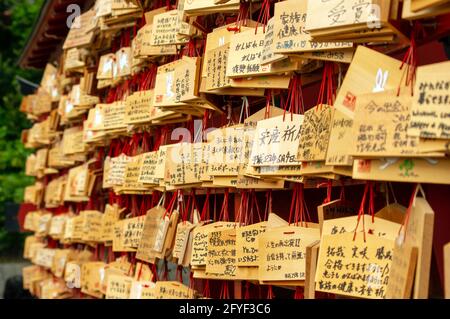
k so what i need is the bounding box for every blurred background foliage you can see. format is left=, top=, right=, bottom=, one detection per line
left=0, top=0, right=44, bottom=256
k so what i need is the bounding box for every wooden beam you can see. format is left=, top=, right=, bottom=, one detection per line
left=445, top=243, right=450, bottom=299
